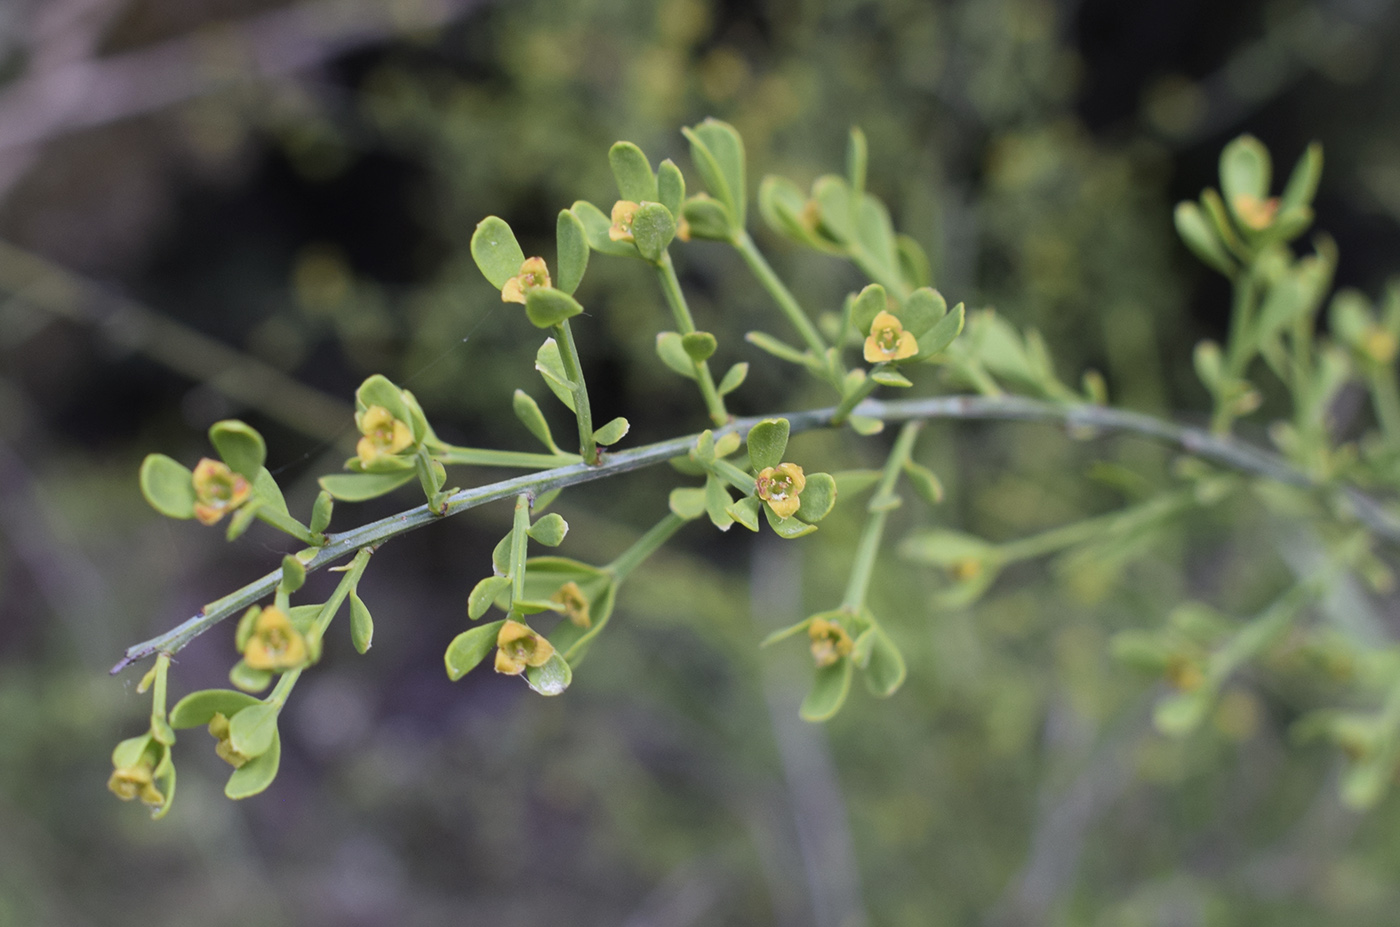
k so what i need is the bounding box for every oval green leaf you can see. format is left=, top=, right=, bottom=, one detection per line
left=800, top=660, right=853, bottom=722
left=139, top=454, right=196, bottom=519
left=349, top=589, right=373, bottom=654
left=470, top=216, right=526, bottom=289
left=745, top=418, right=789, bottom=472
left=555, top=209, right=589, bottom=296
left=524, top=288, right=584, bottom=329
left=209, top=420, right=266, bottom=479
left=225, top=730, right=280, bottom=800
left=445, top=620, right=505, bottom=681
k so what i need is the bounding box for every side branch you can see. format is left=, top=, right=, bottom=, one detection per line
left=112, top=395, right=1400, bottom=674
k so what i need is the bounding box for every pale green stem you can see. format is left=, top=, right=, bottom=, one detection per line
left=433, top=446, right=581, bottom=468
left=713, top=458, right=756, bottom=493
left=553, top=320, right=598, bottom=463
left=732, top=230, right=830, bottom=357
left=841, top=422, right=921, bottom=611
left=607, top=512, right=689, bottom=583
left=113, top=394, right=1400, bottom=674
left=149, top=653, right=171, bottom=721
left=256, top=507, right=320, bottom=547
left=308, top=547, right=374, bottom=645
left=266, top=665, right=302, bottom=710
left=995, top=486, right=1206, bottom=564
left=656, top=251, right=728, bottom=425
left=510, top=493, right=531, bottom=603
left=831, top=373, right=880, bottom=425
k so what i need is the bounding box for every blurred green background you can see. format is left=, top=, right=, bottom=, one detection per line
left=4, top=0, right=1400, bottom=924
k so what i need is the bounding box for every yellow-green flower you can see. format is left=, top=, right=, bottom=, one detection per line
left=863, top=310, right=918, bottom=364
left=356, top=404, right=414, bottom=467
left=108, top=755, right=165, bottom=808
left=207, top=712, right=251, bottom=768
left=1165, top=653, right=1205, bottom=692
left=756, top=462, right=806, bottom=519
left=242, top=605, right=309, bottom=671
left=192, top=458, right=252, bottom=526
left=494, top=619, right=555, bottom=675
left=1232, top=193, right=1279, bottom=231
left=809, top=617, right=854, bottom=668
left=1363, top=327, right=1399, bottom=365
left=551, top=581, right=591, bottom=629
left=609, top=200, right=640, bottom=242
left=501, top=256, right=551, bottom=303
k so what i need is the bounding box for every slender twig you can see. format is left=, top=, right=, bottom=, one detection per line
left=111, top=394, right=1400, bottom=674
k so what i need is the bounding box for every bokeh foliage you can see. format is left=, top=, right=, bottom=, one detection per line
left=6, top=0, right=1400, bottom=925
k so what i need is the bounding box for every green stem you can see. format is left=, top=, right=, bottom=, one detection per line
left=712, top=458, right=756, bottom=493
left=308, top=547, right=374, bottom=644
left=149, top=653, right=171, bottom=720
left=554, top=320, right=597, bottom=463
left=831, top=374, right=880, bottom=425
left=842, top=422, right=921, bottom=611
left=266, top=665, right=301, bottom=710
left=732, top=231, right=829, bottom=357
left=656, top=252, right=728, bottom=425
left=433, top=446, right=581, bottom=468
left=112, top=394, right=1400, bottom=674
left=510, top=493, right=531, bottom=603
left=995, top=486, right=1206, bottom=564
left=607, top=512, right=689, bottom=583
left=1225, top=267, right=1259, bottom=380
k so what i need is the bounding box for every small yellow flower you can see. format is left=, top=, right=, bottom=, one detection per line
left=755, top=462, right=807, bottom=520
left=494, top=619, right=555, bottom=675
left=1362, top=327, right=1399, bottom=365
left=501, top=257, right=552, bottom=303
left=950, top=558, right=983, bottom=582
left=551, top=581, right=591, bottom=629
left=356, top=405, right=414, bottom=467
left=108, top=756, right=165, bottom=808
left=863, top=310, right=918, bottom=364
left=242, top=605, right=309, bottom=671
left=675, top=216, right=692, bottom=242
left=1232, top=193, right=1280, bottom=231
left=609, top=200, right=640, bottom=242
left=808, top=617, right=854, bottom=668
left=1165, top=653, right=1204, bottom=692
left=192, top=458, right=252, bottom=526
left=207, top=712, right=251, bottom=768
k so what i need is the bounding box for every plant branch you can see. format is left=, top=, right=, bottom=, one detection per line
left=112, top=394, right=1400, bottom=674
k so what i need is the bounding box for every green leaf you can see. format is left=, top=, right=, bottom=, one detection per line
left=684, top=118, right=746, bottom=228
left=834, top=469, right=883, bottom=495
left=899, top=529, right=995, bottom=566
left=252, top=468, right=289, bottom=517
left=225, top=730, right=280, bottom=800
left=229, top=703, right=279, bottom=759
left=111, top=733, right=153, bottom=769
left=705, top=474, right=735, bottom=530
left=525, top=652, right=573, bottom=696
left=759, top=175, right=835, bottom=250
left=726, top=494, right=762, bottom=531
left=681, top=331, right=717, bottom=362
left=512, top=389, right=558, bottom=452
left=570, top=200, right=640, bottom=258
left=862, top=627, right=906, bottom=697
left=349, top=589, right=373, bottom=654
left=1154, top=689, right=1211, bottom=736
left=795, top=472, right=837, bottom=522
left=801, top=660, right=853, bottom=721
left=846, top=126, right=868, bottom=195
left=813, top=175, right=855, bottom=243
left=1193, top=340, right=1223, bottom=392
left=657, top=159, right=686, bottom=218
left=656, top=331, right=698, bottom=380
left=764, top=503, right=817, bottom=539
left=903, top=461, right=944, bottom=505
left=445, top=620, right=505, bottom=681
left=609, top=141, right=658, bottom=203
left=896, top=234, right=932, bottom=290
left=310, top=490, right=334, bottom=534
left=745, top=330, right=822, bottom=372
left=469, top=575, right=512, bottom=619
left=850, top=283, right=887, bottom=335
left=592, top=417, right=630, bottom=446
left=847, top=415, right=884, bottom=436
left=355, top=374, right=412, bottom=424
left=680, top=194, right=734, bottom=241
left=169, top=689, right=262, bottom=728
left=470, top=216, right=526, bottom=289
left=669, top=486, right=707, bottom=520
left=855, top=195, right=899, bottom=278
left=870, top=368, right=912, bottom=387
left=528, top=512, right=569, bottom=547
left=209, top=420, right=266, bottom=479
left=225, top=499, right=262, bottom=541
left=535, top=338, right=578, bottom=411
left=318, top=470, right=415, bottom=502
left=491, top=530, right=514, bottom=575
left=139, top=454, right=196, bottom=519
left=229, top=660, right=272, bottom=693
left=693, top=429, right=716, bottom=463
left=1219, top=135, right=1272, bottom=212
left=1280, top=142, right=1323, bottom=215
left=746, top=418, right=790, bottom=472
left=632, top=202, right=677, bottom=262
left=279, top=554, right=305, bottom=594
left=916, top=302, right=964, bottom=359
left=760, top=618, right=813, bottom=648
left=718, top=362, right=749, bottom=395
left=555, top=209, right=589, bottom=295
left=1175, top=201, right=1235, bottom=275
left=902, top=287, right=947, bottom=339
left=524, top=288, right=584, bottom=329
